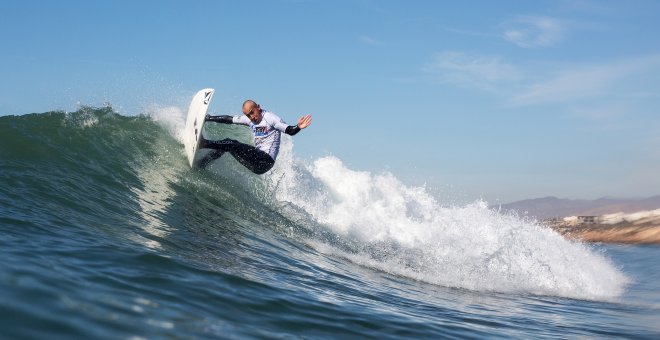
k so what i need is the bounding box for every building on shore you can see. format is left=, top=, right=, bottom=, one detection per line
left=561, top=215, right=599, bottom=227
left=577, top=216, right=598, bottom=225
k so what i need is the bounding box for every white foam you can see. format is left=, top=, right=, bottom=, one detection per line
left=142, top=104, right=187, bottom=143
left=64, top=108, right=99, bottom=128
left=270, top=151, right=629, bottom=300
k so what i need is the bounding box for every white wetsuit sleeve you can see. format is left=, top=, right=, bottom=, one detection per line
left=232, top=115, right=251, bottom=125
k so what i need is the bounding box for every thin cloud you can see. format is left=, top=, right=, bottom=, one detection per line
left=512, top=54, right=660, bottom=106
left=511, top=65, right=624, bottom=105
left=422, top=51, right=523, bottom=91
left=503, top=16, right=563, bottom=48
left=423, top=51, right=660, bottom=109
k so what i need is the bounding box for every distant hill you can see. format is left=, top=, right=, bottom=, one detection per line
left=494, top=195, right=660, bottom=219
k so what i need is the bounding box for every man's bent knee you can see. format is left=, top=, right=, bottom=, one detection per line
left=251, top=160, right=275, bottom=174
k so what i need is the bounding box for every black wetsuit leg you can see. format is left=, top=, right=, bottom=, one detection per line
left=197, top=150, right=224, bottom=169
left=200, top=138, right=275, bottom=174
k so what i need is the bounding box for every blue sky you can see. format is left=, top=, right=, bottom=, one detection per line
left=2, top=0, right=659, bottom=203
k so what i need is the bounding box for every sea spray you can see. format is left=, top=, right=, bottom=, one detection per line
left=143, top=104, right=187, bottom=143
left=269, top=152, right=629, bottom=299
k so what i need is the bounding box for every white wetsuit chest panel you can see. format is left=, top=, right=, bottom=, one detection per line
left=232, top=110, right=289, bottom=160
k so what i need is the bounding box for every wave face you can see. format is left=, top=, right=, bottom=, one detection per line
left=0, top=107, right=636, bottom=338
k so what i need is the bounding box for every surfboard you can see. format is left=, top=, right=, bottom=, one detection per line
left=184, top=88, right=214, bottom=168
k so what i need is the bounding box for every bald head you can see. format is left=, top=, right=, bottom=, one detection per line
left=242, top=99, right=262, bottom=123
left=242, top=99, right=258, bottom=111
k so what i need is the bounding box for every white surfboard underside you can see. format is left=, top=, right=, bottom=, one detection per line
left=184, top=88, right=214, bottom=168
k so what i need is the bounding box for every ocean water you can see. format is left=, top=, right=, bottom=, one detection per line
left=0, top=108, right=658, bottom=339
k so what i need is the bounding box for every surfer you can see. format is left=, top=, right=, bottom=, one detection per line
left=199, top=100, right=312, bottom=174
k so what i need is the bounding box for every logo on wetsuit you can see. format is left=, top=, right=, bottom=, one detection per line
left=253, top=126, right=269, bottom=137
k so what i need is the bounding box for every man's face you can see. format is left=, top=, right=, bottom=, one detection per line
left=243, top=103, right=262, bottom=123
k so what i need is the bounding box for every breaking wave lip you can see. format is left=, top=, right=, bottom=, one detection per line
left=143, top=105, right=630, bottom=301
left=143, top=104, right=187, bottom=143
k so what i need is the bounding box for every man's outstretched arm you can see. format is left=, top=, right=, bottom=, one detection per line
left=284, top=114, right=312, bottom=136
left=205, top=114, right=234, bottom=124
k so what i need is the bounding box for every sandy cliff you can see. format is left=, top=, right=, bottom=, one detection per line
left=546, top=209, right=660, bottom=244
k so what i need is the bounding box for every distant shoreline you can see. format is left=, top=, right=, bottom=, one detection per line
left=547, top=223, right=660, bottom=244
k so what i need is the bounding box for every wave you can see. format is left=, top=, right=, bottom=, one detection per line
left=0, top=106, right=629, bottom=300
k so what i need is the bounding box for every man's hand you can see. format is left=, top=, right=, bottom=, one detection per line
left=297, top=114, right=312, bottom=129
